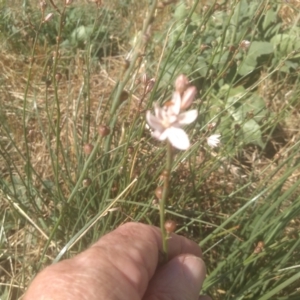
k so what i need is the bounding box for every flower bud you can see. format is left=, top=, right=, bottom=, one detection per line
left=253, top=241, right=264, bottom=254
left=55, top=73, right=62, bottom=82
left=145, top=78, right=155, bottom=95
left=44, top=13, right=54, bottom=23
left=181, top=86, right=197, bottom=110
left=98, top=125, right=110, bottom=137
left=174, top=74, right=189, bottom=94
left=39, top=1, right=47, bottom=11
left=240, top=40, right=251, bottom=50
left=141, top=73, right=149, bottom=85
left=83, top=143, right=94, bottom=155
left=164, top=220, right=176, bottom=234
left=82, top=177, right=92, bottom=187
left=155, top=186, right=163, bottom=200
left=200, top=44, right=209, bottom=53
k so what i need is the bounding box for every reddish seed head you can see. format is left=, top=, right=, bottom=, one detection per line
left=83, top=143, right=94, bottom=155
left=164, top=220, right=176, bottom=234
left=98, top=125, right=110, bottom=137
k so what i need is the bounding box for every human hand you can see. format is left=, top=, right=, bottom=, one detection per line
left=24, top=222, right=210, bottom=300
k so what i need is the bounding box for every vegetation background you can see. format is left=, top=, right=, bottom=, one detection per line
left=0, top=0, right=300, bottom=299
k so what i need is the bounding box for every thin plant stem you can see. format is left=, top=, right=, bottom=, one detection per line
left=103, top=0, right=157, bottom=155
left=160, top=141, right=173, bottom=261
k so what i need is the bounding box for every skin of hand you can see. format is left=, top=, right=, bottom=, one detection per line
left=24, top=222, right=211, bottom=300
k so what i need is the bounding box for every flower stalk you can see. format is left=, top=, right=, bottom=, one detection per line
left=160, top=141, right=173, bottom=261
left=146, top=74, right=198, bottom=261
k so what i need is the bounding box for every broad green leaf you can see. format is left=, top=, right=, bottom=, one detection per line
left=270, top=31, right=300, bottom=56
left=237, top=93, right=267, bottom=122
left=238, top=41, right=274, bottom=76
left=173, top=2, right=188, bottom=20
left=196, top=56, right=208, bottom=77
left=262, top=8, right=277, bottom=30
left=242, top=119, right=264, bottom=147
left=71, top=25, right=93, bottom=44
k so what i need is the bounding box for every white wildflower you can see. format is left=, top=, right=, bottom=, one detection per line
left=171, top=86, right=197, bottom=111
left=146, top=93, right=198, bottom=150
left=207, top=134, right=221, bottom=148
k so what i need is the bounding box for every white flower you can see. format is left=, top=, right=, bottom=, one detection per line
left=171, top=86, right=197, bottom=111
left=146, top=94, right=198, bottom=150
left=207, top=134, right=221, bottom=148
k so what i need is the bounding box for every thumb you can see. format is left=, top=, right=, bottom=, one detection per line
left=143, top=254, right=208, bottom=300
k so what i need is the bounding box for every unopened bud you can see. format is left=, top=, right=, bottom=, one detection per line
left=253, top=241, right=264, bottom=254
left=159, top=170, right=169, bottom=181
left=52, top=50, right=60, bottom=59
left=181, top=86, right=197, bottom=110
left=240, top=40, right=251, bottom=50
left=164, top=220, right=176, bottom=234
left=174, top=74, right=190, bottom=94
left=141, top=73, right=149, bottom=85
left=98, top=125, right=110, bottom=137
left=44, top=13, right=54, bottom=23
left=200, top=44, right=209, bottom=52
left=145, top=78, right=155, bottom=94
left=66, top=0, right=73, bottom=5
left=155, top=186, right=163, bottom=200
left=83, top=143, right=94, bottom=155
left=55, top=73, right=62, bottom=82
left=202, top=5, right=210, bottom=13
left=82, top=177, right=92, bottom=187
left=39, top=1, right=47, bottom=11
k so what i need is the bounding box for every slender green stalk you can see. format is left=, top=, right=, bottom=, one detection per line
left=160, top=141, right=173, bottom=261
left=52, top=5, right=67, bottom=201
left=103, top=0, right=157, bottom=154
left=22, top=20, right=43, bottom=186
left=38, top=136, right=102, bottom=269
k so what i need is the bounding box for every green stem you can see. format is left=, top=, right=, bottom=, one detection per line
left=160, top=141, right=173, bottom=261
left=104, top=0, right=157, bottom=155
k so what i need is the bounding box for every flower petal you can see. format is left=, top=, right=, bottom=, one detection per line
left=207, top=134, right=221, bottom=148
left=152, top=130, right=167, bottom=141
left=146, top=110, right=164, bottom=133
left=164, top=127, right=190, bottom=150
left=170, top=91, right=181, bottom=115
left=177, top=110, right=198, bottom=125
left=181, top=86, right=197, bottom=110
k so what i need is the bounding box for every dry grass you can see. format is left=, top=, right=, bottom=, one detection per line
left=1, top=1, right=300, bottom=299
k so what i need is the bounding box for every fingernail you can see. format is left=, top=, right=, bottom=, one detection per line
left=182, top=255, right=206, bottom=286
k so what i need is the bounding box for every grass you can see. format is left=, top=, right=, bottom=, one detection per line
left=1, top=0, right=300, bottom=299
